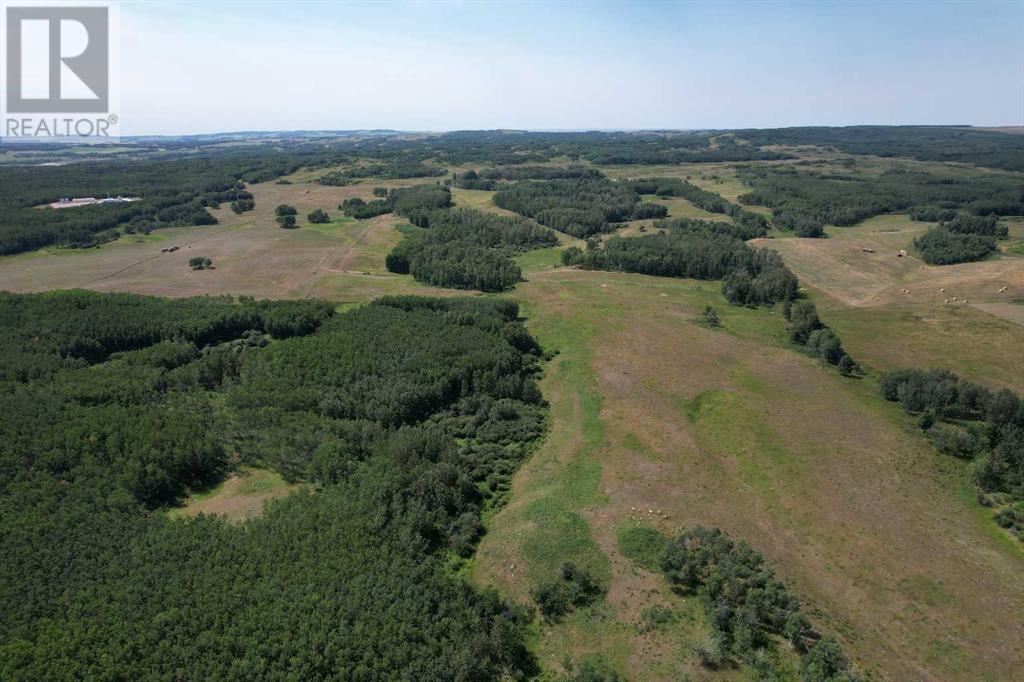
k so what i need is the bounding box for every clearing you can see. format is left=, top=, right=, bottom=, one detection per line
left=169, top=467, right=299, bottom=522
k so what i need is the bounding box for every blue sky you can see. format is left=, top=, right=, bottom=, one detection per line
left=119, top=0, right=1023, bottom=135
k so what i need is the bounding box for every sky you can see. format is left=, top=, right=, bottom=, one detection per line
left=115, top=0, right=1023, bottom=135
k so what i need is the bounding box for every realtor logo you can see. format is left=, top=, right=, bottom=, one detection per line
left=2, top=2, right=119, bottom=142
left=6, top=6, right=108, bottom=112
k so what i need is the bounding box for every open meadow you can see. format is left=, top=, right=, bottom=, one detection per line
left=475, top=267, right=1024, bottom=681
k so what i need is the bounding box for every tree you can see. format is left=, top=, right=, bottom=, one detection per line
left=188, top=256, right=212, bottom=270
left=838, top=354, right=858, bottom=376
left=307, top=208, right=330, bottom=224
left=703, top=305, right=721, bottom=327
left=276, top=214, right=297, bottom=228
left=275, top=204, right=297, bottom=217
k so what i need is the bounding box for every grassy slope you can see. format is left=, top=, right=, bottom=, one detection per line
left=474, top=265, right=1024, bottom=681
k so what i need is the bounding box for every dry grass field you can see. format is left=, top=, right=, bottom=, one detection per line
left=474, top=269, right=1024, bottom=681
left=0, top=176, right=457, bottom=303
left=749, top=215, right=1024, bottom=392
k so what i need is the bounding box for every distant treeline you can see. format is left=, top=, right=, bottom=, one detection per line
left=316, top=161, right=447, bottom=186
left=881, top=369, right=1024, bottom=538
left=733, top=125, right=1024, bottom=172
left=737, top=166, right=1023, bottom=237
left=340, top=183, right=453, bottom=221
left=452, top=165, right=603, bottom=190
left=493, top=178, right=667, bottom=237
left=0, top=151, right=340, bottom=254
left=0, top=291, right=547, bottom=678
left=386, top=208, right=558, bottom=291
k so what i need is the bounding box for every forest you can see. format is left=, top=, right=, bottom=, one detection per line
left=316, top=160, right=447, bottom=186
left=386, top=208, right=558, bottom=291
left=452, top=165, right=603, bottom=191
left=0, top=291, right=547, bottom=679
left=562, top=228, right=798, bottom=307
left=493, top=178, right=666, bottom=237
left=737, top=166, right=1023, bottom=236
left=626, top=177, right=770, bottom=239
left=733, top=126, right=1024, bottom=172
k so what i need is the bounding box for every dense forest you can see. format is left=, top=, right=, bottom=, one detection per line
left=737, top=166, right=1023, bottom=236
left=0, top=291, right=547, bottom=679
left=386, top=208, right=558, bottom=291
left=880, top=369, right=1024, bottom=538
left=493, top=178, right=666, bottom=237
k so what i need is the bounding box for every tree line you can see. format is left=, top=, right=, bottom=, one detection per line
left=0, top=151, right=344, bottom=254
left=880, top=369, right=1024, bottom=538
left=452, top=165, right=604, bottom=190
left=316, top=160, right=447, bottom=186
left=340, top=184, right=453, bottom=222
left=737, top=166, right=1023, bottom=237
left=561, top=229, right=798, bottom=307
left=619, top=524, right=858, bottom=680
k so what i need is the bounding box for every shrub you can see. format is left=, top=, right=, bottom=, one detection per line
left=307, top=208, right=330, bottom=224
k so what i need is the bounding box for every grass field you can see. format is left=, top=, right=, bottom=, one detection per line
left=474, top=269, right=1024, bottom=681
left=0, top=175, right=457, bottom=303
left=168, top=467, right=299, bottom=521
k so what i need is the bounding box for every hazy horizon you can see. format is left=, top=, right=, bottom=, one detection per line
left=115, top=0, right=1023, bottom=136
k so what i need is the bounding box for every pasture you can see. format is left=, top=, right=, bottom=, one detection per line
left=0, top=176, right=457, bottom=303
left=475, top=268, right=1024, bottom=680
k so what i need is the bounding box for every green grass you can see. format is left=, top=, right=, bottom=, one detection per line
left=515, top=246, right=563, bottom=273
left=616, top=523, right=667, bottom=572
left=167, top=466, right=296, bottom=521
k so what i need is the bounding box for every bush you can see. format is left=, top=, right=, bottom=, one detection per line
left=307, top=208, right=330, bottom=224
left=276, top=214, right=297, bottom=228
left=188, top=256, right=212, bottom=270
left=532, top=562, right=604, bottom=620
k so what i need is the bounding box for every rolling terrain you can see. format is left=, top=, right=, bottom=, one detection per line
left=2, top=130, right=1023, bottom=680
